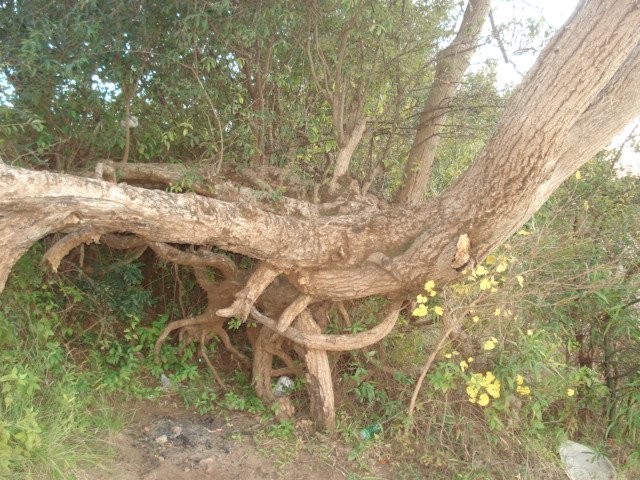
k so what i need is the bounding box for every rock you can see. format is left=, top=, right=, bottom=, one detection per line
left=171, top=425, right=183, bottom=436
left=155, top=434, right=168, bottom=445
left=160, top=374, right=172, bottom=389
left=199, top=457, right=215, bottom=474
left=559, top=440, right=616, bottom=480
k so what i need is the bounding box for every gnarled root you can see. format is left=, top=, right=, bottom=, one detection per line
left=250, top=300, right=403, bottom=351
left=217, top=262, right=282, bottom=321
left=296, top=310, right=335, bottom=432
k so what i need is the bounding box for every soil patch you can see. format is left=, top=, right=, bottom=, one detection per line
left=87, top=400, right=377, bottom=480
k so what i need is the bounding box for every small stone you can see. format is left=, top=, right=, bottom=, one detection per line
left=199, top=457, right=215, bottom=473
left=184, top=467, right=191, bottom=473
left=143, top=426, right=150, bottom=432
left=171, top=425, right=183, bottom=435
left=157, top=455, right=164, bottom=462
left=155, top=434, right=168, bottom=445
left=160, top=374, right=172, bottom=389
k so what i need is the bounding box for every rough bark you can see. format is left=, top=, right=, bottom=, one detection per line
left=295, top=310, right=335, bottom=432
left=397, top=0, right=491, bottom=206
left=328, top=116, right=368, bottom=195
left=4, top=0, right=634, bottom=298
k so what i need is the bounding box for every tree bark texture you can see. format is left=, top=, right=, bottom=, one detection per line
left=3, top=0, right=638, bottom=297
left=397, top=0, right=491, bottom=206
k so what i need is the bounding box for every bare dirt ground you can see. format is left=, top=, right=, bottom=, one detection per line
left=88, top=400, right=393, bottom=480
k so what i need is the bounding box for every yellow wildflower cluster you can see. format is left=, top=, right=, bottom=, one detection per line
left=483, top=337, right=498, bottom=351
left=451, top=252, right=523, bottom=301
left=515, top=374, right=531, bottom=396
left=466, top=371, right=501, bottom=407
left=412, top=280, right=443, bottom=317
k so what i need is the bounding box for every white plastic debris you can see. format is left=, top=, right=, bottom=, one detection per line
left=559, top=440, right=616, bottom=480
left=273, top=376, right=295, bottom=398
left=160, top=374, right=173, bottom=389
left=120, top=116, right=139, bottom=129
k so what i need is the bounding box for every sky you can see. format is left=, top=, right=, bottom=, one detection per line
left=472, top=0, right=640, bottom=174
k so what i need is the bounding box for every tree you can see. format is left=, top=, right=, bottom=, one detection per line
left=397, top=0, right=491, bottom=205
left=1, top=0, right=639, bottom=431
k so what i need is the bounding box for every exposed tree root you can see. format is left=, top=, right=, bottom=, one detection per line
left=47, top=232, right=253, bottom=382
left=39, top=217, right=401, bottom=432
left=217, top=262, right=282, bottom=321
left=44, top=227, right=110, bottom=272
left=272, top=294, right=314, bottom=334
left=296, top=310, right=335, bottom=432
left=250, top=300, right=403, bottom=351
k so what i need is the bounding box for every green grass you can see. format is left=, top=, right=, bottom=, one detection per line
left=0, top=246, right=126, bottom=479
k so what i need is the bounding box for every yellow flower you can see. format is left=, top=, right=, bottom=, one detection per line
left=494, top=308, right=501, bottom=316
left=472, top=316, right=480, bottom=323
left=516, top=374, right=524, bottom=386
left=483, top=340, right=496, bottom=351
left=412, top=304, right=428, bottom=317
left=467, top=357, right=474, bottom=363
left=433, top=306, right=444, bottom=316
left=517, top=229, right=531, bottom=236
left=466, top=386, right=479, bottom=399
left=527, top=329, right=534, bottom=336
left=567, top=388, right=575, bottom=397
left=496, top=261, right=507, bottom=273
left=459, top=361, right=469, bottom=372
left=444, top=353, right=452, bottom=359
left=477, top=393, right=490, bottom=407
left=416, top=294, right=428, bottom=303
left=452, top=351, right=459, bottom=357
left=424, top=280, right=436, bottom=292
left=516, top=275, right=524, bottom=287
left=486, top=382, right=501, bottom=399
left=575, top=170, right=582, bottom=180
left=484, top=371, right=496, bottom=384
left=429, top=290, right=437, bottom=297
left=479, top=278, right=492, bottom=290
left=516, top=385, right=531, bottom=396
left=474, top=265, right=489, bottom=276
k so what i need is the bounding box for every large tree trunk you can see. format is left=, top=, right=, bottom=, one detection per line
left=397, top=0, right=491, bottom=206
left=1, top=0, right=639, bottom=431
